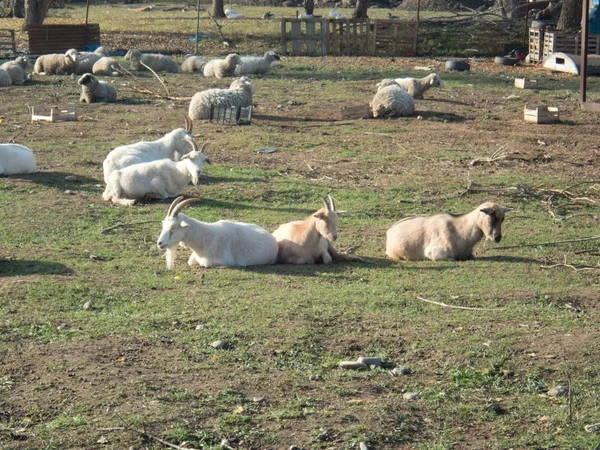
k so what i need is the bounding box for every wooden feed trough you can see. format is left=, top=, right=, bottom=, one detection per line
left=31, top=106, right=78, bottom=123
left=27, top=24, right=100, bottom=55
left=340, top=104, right=372, bottom=120
left=524, top=105, right=559, bottom=123
left=514, top=77, right=538, bottom=89
left=209, top=105, right=252, bottom=125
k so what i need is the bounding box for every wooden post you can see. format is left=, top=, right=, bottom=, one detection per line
left=580, top=0, right=589, bottom=105
left=306, top=19, right=316, bottom=55
left=195, top=0, right=200, bottom=55
left=281, top=19, right=287, bottom=56
left=291, top=20, right=301, bottom=55
left=321, top=19, right=327, bottom=55
left=416, top=0, right=421, bottom=55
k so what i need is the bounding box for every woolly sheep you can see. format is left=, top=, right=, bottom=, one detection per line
left=92, top=57, right=123, bottom=76
left=0, top=144, right=37, bottom=175
left=0, top=56, right=28, bottom=85
left=124, top=49, right=180, bottom=73
left=392, top=73, right=445, bottom=99
left=188, top=76, right=253, bottom=120
left=272, top=196, right=361, bottom=264
left=371, top=80, right=415, bottom=118
left=203, top=54, right=243, bottom=78
left=181, top=55, right=206, bottom=73
left=78, top=73, right=117, bottom=103
left=157, top=196, right=279, bottom=269
left=234, top=51, right=280, bottom=76
left=385, top=202, right=513, bottom=261
left=74, top=47, right=108, bottom=75
left=0, top=68, right=11, bottom=87
left=102, top=119, right=196, bottom=183
left=33, top=49, right=78, bottom=75
left=102, top=141, right=209, bottom=206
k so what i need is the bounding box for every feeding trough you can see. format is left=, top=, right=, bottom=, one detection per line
left=340, top=104, right=372, bottom=120
left=524, top=105, right=559, bottom=124
left=31, top=106, right=78, bottom=123
left=209, top=105, right=252, bottom=125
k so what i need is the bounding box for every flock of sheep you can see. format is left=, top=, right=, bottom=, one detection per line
left=0, top=45, right=511, bottom=270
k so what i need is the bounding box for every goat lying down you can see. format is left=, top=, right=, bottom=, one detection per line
left=386, top=202, right=512, bottom=261
left=157, top=196, right=278, bottom=268
left=272, top=196, right=361, bottom=264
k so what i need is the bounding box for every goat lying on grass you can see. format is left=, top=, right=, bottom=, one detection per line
left=157, top=196, right=278, bottom=268
left=272, top=196, right=362, bottom=264
left=386, top=202, right=512, bottom=261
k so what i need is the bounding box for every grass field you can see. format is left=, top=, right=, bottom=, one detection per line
left=1, top=5, right=600, bottom=450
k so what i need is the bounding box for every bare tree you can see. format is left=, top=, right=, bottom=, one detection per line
left=24, top=0, right=51, bottom=28
left=557, top=0, right=582, bottom=30
left=352, top=0, right=369, bottom=18
left=11, top=0, right=25, bottom=18
left=304, top=0, right=314, bottom=16
left=212, top=0, right=225, bottom=18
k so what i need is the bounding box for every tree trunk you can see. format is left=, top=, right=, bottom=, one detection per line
left=212, top=0, right=225, bottom=18
left=12, top=0, right=25, bottom=18
left=24, top=0, right=50, bottom=29
left=352, top=0, right=369, bottom=18
left=304, top=0, right=314, bottom=15
left=497, top=0, right=507, bottom=19
left=557, top=0, right=582, bottom=30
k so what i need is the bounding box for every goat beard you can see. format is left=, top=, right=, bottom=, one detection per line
left=165, top=246, right=176, bottom=269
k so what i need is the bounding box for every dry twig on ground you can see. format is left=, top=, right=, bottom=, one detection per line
left=415, top=296, right=502, bottom=311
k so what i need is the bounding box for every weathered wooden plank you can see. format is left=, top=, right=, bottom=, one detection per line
left=291, top=21, right=302, bottom=55
left=281, top=19, right=287, bottom=56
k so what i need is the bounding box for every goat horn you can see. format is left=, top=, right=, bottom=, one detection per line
left=167, top=196, right=185, bottom=217
left=199, top=142, right=208, bottom=153
left=183, top=136, right=199, bottom=152
left=184, top=115, right=193, bottom=134
left=328, top=195, right=337, bottom=212
left=320, top=196, right=330, bottom=212
left=171, top=197, right=201, bottom=218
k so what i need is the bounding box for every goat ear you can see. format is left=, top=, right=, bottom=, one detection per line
left=480, top=207, right=494, bottom=216
left=501, top=206, right=514, bottom=213
left=181, top=153, right=191, bottom=160
left=180, top=220, right=190, bottom=228
left=314, top=212, right=326, bottom=220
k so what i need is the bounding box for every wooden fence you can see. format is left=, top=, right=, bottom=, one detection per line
left=281, top=18, right=418, bottom=57
left=0, top=29, right=16, bottom=56
left=27, top=24, right=101, bottom=55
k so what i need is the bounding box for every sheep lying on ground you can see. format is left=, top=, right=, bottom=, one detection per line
left=272, top=196, right=361, bottom=264
left=0, top=57, right=29, bottom=85
left=0, top=68, right=11, bottom=87
left=371, top=79, right=415, bottom=118
left=103, top=119, right=196, bottom=183
left=78, top=73, right=117, bottom=103
left=203, top=54, right=243, bottom=78
left=157, top=196, right=279, bottom=269
left=392, top=73, right=444, bottom=99
left=225, top=8, right=241, bottom=18
left=33, top=49, right=78, bottom=75
left=92, top=57, right=123, bottom=76
left=234, top=51, right=279, bottom=76
left=181, top=55, right=206, bottom=73
left=103, top=141, right=210, bottom=206
left=0, top=144, right=37, bottom=175
left=188, top=76, right=253, bottom=120
left=125, top=49, right=180, bottom=73
left=385, top=202, right=513, bottom=261
left=74, top=47, right=109, bottom=74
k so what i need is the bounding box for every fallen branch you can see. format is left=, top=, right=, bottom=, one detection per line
left=496, top=235, right=600, bottom=250
left=139, top=61, right=170, bottom=97
left=206, top=9, right=226, bottom=42
left=100, top=220, right=159, bottom=234
left=470, top=146, right=510, bottom=166
left=415, top=296, right=502, bottom=311
left=540, top=256, right=599, bottom=272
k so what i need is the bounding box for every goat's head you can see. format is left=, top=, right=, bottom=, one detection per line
left=428, top=73, right=445, bottom=88
left=157, top=196, right=201, bottom=268
left=180, top=141, right=210, bottom=185
left=314, top=195, right=339, bottom=242
left=167, top=125, right=195, bottom=159
left=478, top=202, right=513, bottom=243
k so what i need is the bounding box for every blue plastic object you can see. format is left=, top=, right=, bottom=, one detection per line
left=83, top=43, right=100, bottom=52
left=590, top=5, right=600, bottom=34
left=188, top=34, right=213, bottom=42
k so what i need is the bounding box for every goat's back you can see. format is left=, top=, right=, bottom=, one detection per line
left=0, top=144, right=37, bottom=175
left=386, top=214, right=456, bottom=261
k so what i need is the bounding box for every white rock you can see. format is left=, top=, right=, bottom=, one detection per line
left=403, top=392, right=419, bottom=400
left=339, top=361, right=367, bottom=370
left=357, top=356, right=382, bottom=367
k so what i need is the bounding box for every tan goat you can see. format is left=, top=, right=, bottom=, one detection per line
left=386, top=202, right=512, bottom=261
left=272, top=196, right=360, bottom=264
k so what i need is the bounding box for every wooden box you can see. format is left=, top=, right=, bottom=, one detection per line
left=529, top=27, right=545, bottom=63
left=340, top=104, right=372, bottom=120
left=524, top=105, right=559, bottom=124
left=514, top=77, right=538, bottom=89
left=31, top=106, right=78, bottom=123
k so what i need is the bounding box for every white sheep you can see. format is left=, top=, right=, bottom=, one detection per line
left=225, top=8, right=242, bottom=18
left=92, top=57, right=123, bottom=76
left=0, top=68, right=11, bottom=87
left=203, top=54, right=243, bottom=78
left=0, top=144, right=37, bottom=175
left=385, top=202, right=513, bottom=261
left=74, top=47, right=108, bottom=75
left=157, top=196, right=279, bottom=269
left=102, top=141, right=210, bottom=206
left=33, top=49, right=78, bottom=75
left=124, top=49, right=180, bottom=73
left=234, top=51, right=280, bottom=76
left=102, top=119, right=196, bottom=183
left=272, top=196, right=361, bottom=264
left=371, top=80, right=415, bottom=118
left=188, top=76, right=253, bottom=120
left=0, top=56, right=29, bottom=85
left=78, top=73, right=117, bottom=103
left=392, top=73, right=445, bottom=99
left=181, top=55, right=206, bottom=73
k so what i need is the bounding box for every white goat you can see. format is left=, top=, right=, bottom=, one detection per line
left=125, top=49, right=180, bottom=73
left=234, top=51, right=280, bottom=76
left=203, top=54, right=243, bottom=78
left=392, top=73, right=445, bottom=99
left=102, top=118, right=195, bottom=183
left=0, top=144, right=37, bottom=175
left=188, top=76, right=253, bottom=120
left=272, top=196, right=360, bottom=264
left=157, top=196, right=279, bottom=269
left=385, top=202, right=513, bottom=261
left=102, top=141, right=210, bottom=206
left=33, top=49, right=78, bottom=75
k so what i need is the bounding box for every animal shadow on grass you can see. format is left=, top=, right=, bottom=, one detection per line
left=414, top=110, right=465, bottom=122
left=8, top=171, right=100, bottom=191
left=475, top=255, right=546, bottom=264
left=0, top=259, right=74, bottom=277
left=197, top=174, right=269, bottom=185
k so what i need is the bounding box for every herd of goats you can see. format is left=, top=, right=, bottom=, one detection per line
left=0, top=46, right=512, bottom=269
